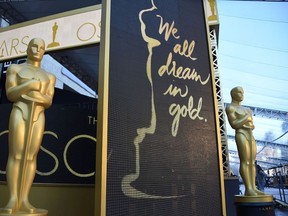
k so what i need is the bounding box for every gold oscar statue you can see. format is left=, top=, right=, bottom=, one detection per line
left=47, top=22, right=60, bottom=48
left=226, top=87, right=274, bottom=205
left=208, top=0, right=217, bottom=21
left=0, top=38, right=56, bottom=216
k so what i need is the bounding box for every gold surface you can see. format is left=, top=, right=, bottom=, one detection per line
left=0, top=5, right=102, bottom=62
left=235, top=195, right=274, bottom=203
left=95, top=0, right=110, bottom=216
left=1, top=38, right=55, bottom=215
left=226, top=87, right=267, bottom=197
left=0, top=184, right=94, bottom=216
left=0, top=209, right=47, bottom=216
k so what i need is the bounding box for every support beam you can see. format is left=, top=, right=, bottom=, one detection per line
left=224, top=103, right=288, bottom=121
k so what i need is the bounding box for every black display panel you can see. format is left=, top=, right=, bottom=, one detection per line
left=106, top=0, right=224, bottom=215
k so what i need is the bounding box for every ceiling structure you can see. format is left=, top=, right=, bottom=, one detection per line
left=1, top=0, right=288, bottom=174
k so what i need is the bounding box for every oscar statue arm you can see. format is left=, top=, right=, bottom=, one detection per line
left=5, top=65, right=41, bottom=103
left=42, top=73, right=56, bottom=109
left=27, top=73, right=56, bottom=108
left=225, top=105, right=250, bottom=130
left=242, top=109, right=255, bottom=130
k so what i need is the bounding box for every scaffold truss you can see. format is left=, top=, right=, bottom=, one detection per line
left=209, top=27, right=230, bottom=176
left=224, top=103, right=288, bottom=122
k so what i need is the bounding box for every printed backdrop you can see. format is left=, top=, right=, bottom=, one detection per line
left=106, top=0, right=224, bottom=215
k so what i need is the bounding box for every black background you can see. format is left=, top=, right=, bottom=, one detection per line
left=107, top=0, right=223, bottom=215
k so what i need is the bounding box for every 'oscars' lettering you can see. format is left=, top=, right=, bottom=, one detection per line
left=10, top=38, right=19, bottom=55
left=77, top=22, right=100, bottom=42
left=0, top=130, right=97, bottom=179
left=0, top=36, right=29, bottom=58
left=0, top=40, right=8, bottom=57
left=63, top=134, right=96, bottom=177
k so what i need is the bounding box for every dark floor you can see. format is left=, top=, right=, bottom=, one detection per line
left=275, top=208, right=288, bottom=216
left=239, top=185, right=288, bottom=216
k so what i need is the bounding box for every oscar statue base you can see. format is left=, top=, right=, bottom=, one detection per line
left=234, top=195, right=275, bottom=216
left=0, top=209, right=48, bottom=216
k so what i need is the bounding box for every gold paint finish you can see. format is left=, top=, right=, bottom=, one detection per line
left=235, top=195, right=273, bottom=203
left=95, top=0, right=110, bottom=216
left=226, top=87, right=267, bottom=197
left=207, top=0, right=217, bottom=21
left=0, top=209, right=47, bottom=216
left=0, top=38, right=56, bottom=215
left=47, top=22, right=60, bottom=48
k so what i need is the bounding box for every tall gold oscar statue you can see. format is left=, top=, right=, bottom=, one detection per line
left=226, top=87, right=275, bottom=216
left=0, top=38, right=56, bottom=216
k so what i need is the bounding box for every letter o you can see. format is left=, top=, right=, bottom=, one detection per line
left=77, top=22, right=96, bottom=42
left=36, top=131, right=59, bottom=176
left=63, top=134, right=96, bottom=177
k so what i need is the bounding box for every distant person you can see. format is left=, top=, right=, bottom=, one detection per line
left=226, top=86, right=265, bottom=196
left=256, top=161, right=267, bottom=191
left=3, top=38, right=56, bottom=213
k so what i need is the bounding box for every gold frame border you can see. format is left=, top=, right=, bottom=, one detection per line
left=95, top=0, right=110, bottom=216
left=203, top=1, right=226, bottom=215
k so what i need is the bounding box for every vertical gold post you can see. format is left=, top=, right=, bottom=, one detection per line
left=95, top=0, right=111, bottom=216
left=203, top=0, right=226, bottom=215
